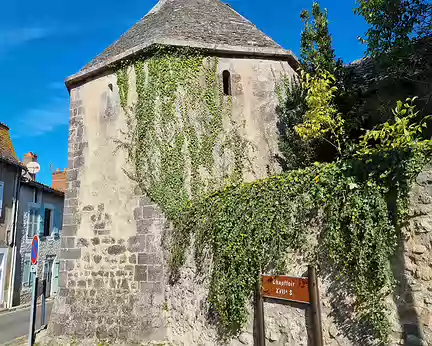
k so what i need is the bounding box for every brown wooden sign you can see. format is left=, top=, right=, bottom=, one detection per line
left=261, top=275, right=310, bottom=304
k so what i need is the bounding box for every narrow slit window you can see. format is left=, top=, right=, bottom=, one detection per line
left=223, top=70, right=232, bottom=96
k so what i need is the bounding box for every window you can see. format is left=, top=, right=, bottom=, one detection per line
left=0, top=181, right=3, bottom=217
left=22, top=254, right=33, bottom=287
left=43, top=208, right=53, bottom=236
left=223, top=70, right=232, bottom=96
left=27, top=204, right=40, bottom=238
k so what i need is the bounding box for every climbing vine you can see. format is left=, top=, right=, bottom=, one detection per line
left=116, top=46, right=247, bottom=223
left=116, top=45, right=431, bottom=344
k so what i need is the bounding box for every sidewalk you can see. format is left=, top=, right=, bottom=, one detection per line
left=0, top=297, right=54, bottom=315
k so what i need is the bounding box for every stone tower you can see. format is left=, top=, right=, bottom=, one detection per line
left=49, top=0, right=298, bottom=344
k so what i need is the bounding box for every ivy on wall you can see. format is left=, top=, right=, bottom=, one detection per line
left=116, top=47, right=431, bottom=344
left=116, top=47, right=247, bottom=220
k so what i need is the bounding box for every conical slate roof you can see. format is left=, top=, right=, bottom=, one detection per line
left=67, top=0, right=297, bottom=87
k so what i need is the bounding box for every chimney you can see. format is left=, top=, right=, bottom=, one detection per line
left=52, top=168, right=67, bottom=192
left=23, top=152, right=38, bottom=181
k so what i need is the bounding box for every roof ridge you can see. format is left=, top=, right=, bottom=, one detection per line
left=66, top=0, right=295, bottom=87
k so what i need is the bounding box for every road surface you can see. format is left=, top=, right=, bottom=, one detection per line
left=0, top=301, right=53, bottom=345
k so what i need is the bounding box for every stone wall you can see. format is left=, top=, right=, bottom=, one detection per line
left=47, top=53, right=432, bottom=346
left=47, top=55, right=296, bottom=344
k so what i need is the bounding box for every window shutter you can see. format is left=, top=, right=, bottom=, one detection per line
left=38, top=205, right=45, bottom=237
left=52, top=260, right=60, bottom=295
left=22, top=256, right=30, bottom=286
left=0, top=182, right=4, bottom=217
left=52, top=206, right=59, bottom=238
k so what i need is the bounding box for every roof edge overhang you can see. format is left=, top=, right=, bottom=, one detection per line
left=0, top=155, right=26, bottom=170
left=65, top=38, right=300, bottom=90
left=22, top=178, right=65, bottom=196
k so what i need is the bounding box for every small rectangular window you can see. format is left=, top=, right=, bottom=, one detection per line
left=0, top=181, right=4, bottom=217
left=43, top=208, right=52, bottom=236
left=27, top=204, right=40, bottom=238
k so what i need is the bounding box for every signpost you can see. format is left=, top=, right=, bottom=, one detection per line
left=256, top=265, right=323, bottom=346
left=28, top=236, right=39, bottom=346
left=261, top=275, right=310, bottom=304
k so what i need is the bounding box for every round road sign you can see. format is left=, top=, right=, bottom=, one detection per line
left=31, top=235, right=39, bottom=265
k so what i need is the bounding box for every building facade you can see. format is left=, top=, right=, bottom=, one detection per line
left=0, top=123, right=23, bottom=309
left=13, top=177, right=64, bottom=305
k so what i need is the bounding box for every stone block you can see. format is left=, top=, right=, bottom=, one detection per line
left=77, top=280, right=87, bottom=288
left=94, top=279, right=103, bottom=289
left=138, top=253, right=158, bottom=265
left=127, top=235, right=146, bottom=252
left=108, top=245, right=126, bottom=255
left=93, top=255, right=102, bottom=264
left=147, top=265, right=163, bottom=282
left=146, top=234, right=157, bottom=252
left=91, top=237, right=100, bottom=245
left=76, top=238, right=90, bottom=247
left=66, top=198, right=78, bottom=207
left=134, top=265, right=147, bottom=282
left=129, top=254, right=136, bottom=264
left=65, top=188, right=78, bottom=199
left=61, top=237, right=75, bottom=249
left=67, top=169, right=78, bottom=181
left=64, top=206, right=77, bottom=215
left=134, top=207, right=143, bottom=220
left=83, top=205, right=94, bottom=211
left=61, top=248, right=82, bottom=260
left=136, top=219, right=154, bottom=234
left=59, top=272, right=67, bottom=287
left=102, top=237, right=116, bottom=244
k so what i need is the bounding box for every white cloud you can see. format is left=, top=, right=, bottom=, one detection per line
left=0, top=27, right=52, bottom=47
left=11, top=97, right=69, bottom=138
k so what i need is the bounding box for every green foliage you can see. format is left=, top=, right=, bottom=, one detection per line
left=300, top=2, right=337, bottom=74
left=116, top=48, right=246, bottom=222
left=275, top=74, right=318, bottom=169
left=355, top=0, right=432, bottom=57
left=357, top=97, right=432, bottom=156
left=295, top=70, right=345, bottom=155
left=171, top=146, right=431, bottom=342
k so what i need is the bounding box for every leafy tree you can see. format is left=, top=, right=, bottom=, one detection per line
left=355, top=0, right=432, bottom=57
left=295, top=70, right=345, bottom=155
left=300, top=2, right=338, bottom=74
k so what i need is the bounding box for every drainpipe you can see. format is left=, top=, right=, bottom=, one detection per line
left=6, top=166, right=24, bottom=308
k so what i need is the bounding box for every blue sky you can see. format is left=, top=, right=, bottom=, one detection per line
left=0, top=0, right=368, bottom=186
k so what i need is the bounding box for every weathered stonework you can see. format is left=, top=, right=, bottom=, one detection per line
left=47, top=54, right=297, bottom=345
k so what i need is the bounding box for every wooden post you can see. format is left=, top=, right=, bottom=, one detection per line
left=308, top=265, right=323, bottom=346
left=255, top=278, right=266, bottom=346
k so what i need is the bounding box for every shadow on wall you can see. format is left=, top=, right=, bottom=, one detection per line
left=392, top=236, right=423, bottom=345
left=319, top=254, right=378, bottom=346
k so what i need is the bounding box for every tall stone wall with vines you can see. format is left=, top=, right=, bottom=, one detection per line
left=113, top=50, right=432, bottom=346
left=116, top=49, right=248, bottom=219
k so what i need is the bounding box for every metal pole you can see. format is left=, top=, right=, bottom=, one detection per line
left=255, top=277, right=266, bottom=346
left=28, top=276, right=38, bottom=346
left=308, top=265, right=323, bottom=346
left=41, top=279, right=46, bottom=327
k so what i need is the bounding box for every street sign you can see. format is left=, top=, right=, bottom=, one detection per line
left=256, top=267, right=323, bottom=346
left=31, top=235, right=39, bottom=266
left=261, top=275, right=310, bottom=304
